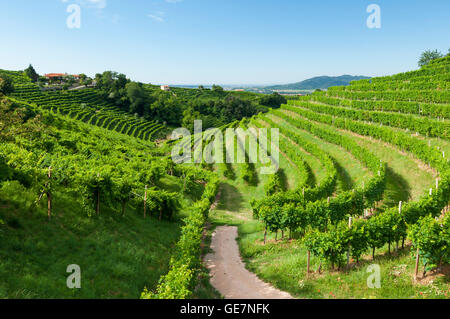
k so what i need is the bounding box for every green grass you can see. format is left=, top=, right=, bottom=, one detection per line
left=0, top=176, right=200, bottom=299
left=238, top=229, right=449, bottom=299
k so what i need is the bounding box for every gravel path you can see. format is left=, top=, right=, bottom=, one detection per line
left=205, top=226, right=294, bottom=299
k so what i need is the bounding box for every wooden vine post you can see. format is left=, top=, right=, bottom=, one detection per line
left=414, top=248, right=420, bottom=280
left=263, top=226, right=267, bottom=245
left=397, top=201, right=402, bottom=251
left=96, top=173, right=100, bottom=215
left=144, top=185, right=148, bottom=219
left=362, top=181, right=365, bottom=207
left=347, top=216, right=352, bottom=267
left=306, top=250, right=311, bottom=276
left=47, top=166, right=52, bottom=220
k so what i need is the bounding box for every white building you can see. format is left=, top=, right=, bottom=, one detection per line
left=161, top=85, right=170, bottom=91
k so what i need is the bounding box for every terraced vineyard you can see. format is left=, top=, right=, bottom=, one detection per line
left=0, top=90, right=220, bottom=298
left=201, top=56, right=449, bottom=299
left=0, top=70, right=165, bottom=141
left=0, top=56, right=448, bottom=300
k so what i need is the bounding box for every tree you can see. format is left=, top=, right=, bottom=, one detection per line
left=24, top=64, right=39, bottom=82
left=181, top=107, right=201, bottom=132
left=212, top=84, right=224, bottom=93
left=0, top=76, right=14, bottom=94
left=260, top=92, right=287, bottom=109
left=0, top=154, right=12, bottom=182
left=149, top=95, right=182, bottom=125
left=114, top=73, right=128, bottom=92
left=126, top=82, right=147, bottom=116
left=0, top=97, right=42, bottom=142
left=65, top=76, right=76, bottom=88
left=221, top=95, right=256, bottom=122
left=95, top=71, right=130, bottom=108
left=78, top=74, right=87, bottom=85
left=37, top=76, right=48, bottom=86
left=418, top=50, right=443, bottom=67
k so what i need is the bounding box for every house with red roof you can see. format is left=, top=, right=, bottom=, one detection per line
left=44, top=73, right=79, bottom=81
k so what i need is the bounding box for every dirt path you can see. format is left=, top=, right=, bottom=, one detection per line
left=205, top=226, right=294, bottom=299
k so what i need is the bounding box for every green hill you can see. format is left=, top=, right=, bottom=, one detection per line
left=1, top=69, right=273, bottom=135
left=265, top=75, right=371, bottom=91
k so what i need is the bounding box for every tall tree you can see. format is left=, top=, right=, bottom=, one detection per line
left=24, top=64, right=39, bottom=82
left=78, top=74, right=87, bottom=85
left=418, top=50, right=443, bottom=67
left=126, top=82, right=147, bottom=116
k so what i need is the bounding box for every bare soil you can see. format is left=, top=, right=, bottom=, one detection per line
left=204, top=226, right=294, bottom=299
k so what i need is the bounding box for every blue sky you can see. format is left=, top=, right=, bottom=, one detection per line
left=0, top=0, right=449, bottom=85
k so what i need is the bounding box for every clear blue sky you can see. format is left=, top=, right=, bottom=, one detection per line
left=0, top=0, right=449, bottom=85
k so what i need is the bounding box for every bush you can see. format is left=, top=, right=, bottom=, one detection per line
left=0, top=76, right=14, bottom=94
left=141, top=171, right=219, bottom=299
left=264, top=172, right=283, bottom=196
left=408, top=214, right=449, bottom=271
left=260, top=92, right=287, bottom=109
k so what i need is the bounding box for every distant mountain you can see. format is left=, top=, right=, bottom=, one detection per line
left=264, top=75, right=371, bottom=91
